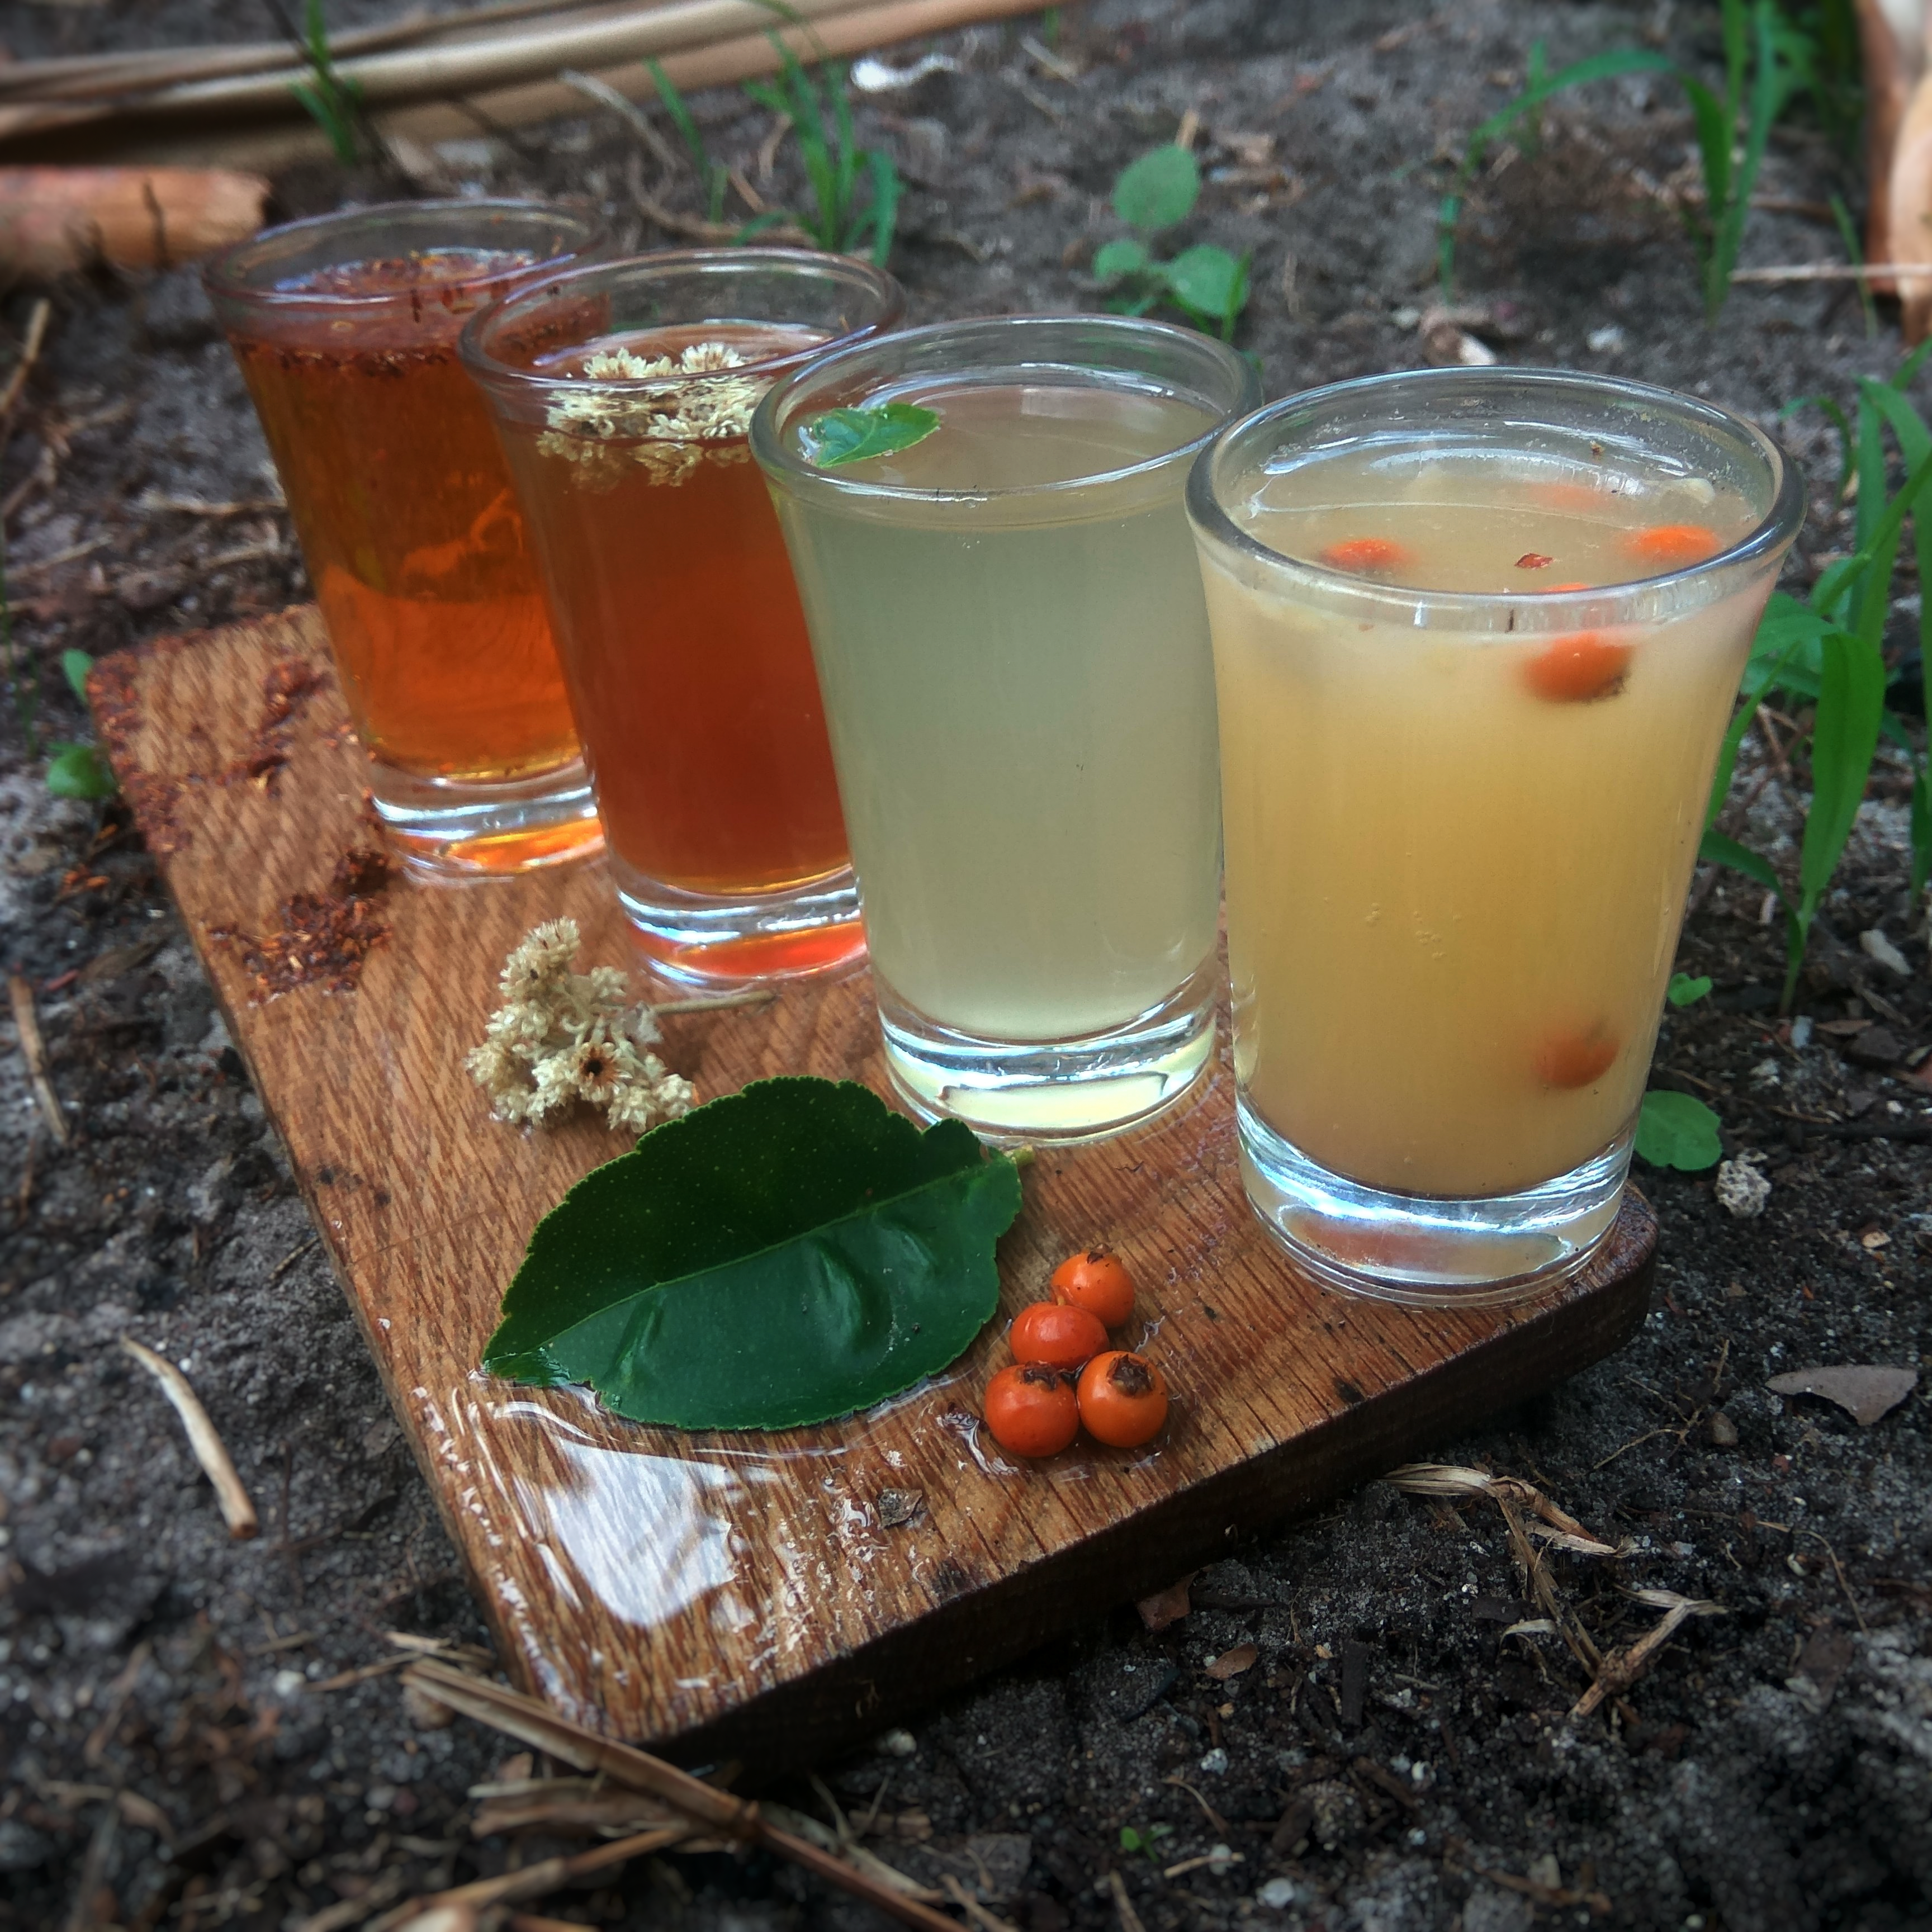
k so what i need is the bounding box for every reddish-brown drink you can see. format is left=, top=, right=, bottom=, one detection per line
left=206, top=203, right=604, bottom=874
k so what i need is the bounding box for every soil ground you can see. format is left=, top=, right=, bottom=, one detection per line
left=2, top=3, right=1930, bottom=1929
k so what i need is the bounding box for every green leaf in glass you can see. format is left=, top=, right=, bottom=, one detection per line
left=1636, top=1090, right=1723, bottom=1171
left=1112, top=145, right=1199, bottom=230
left=483, top=1077, right=1023, bottom=1429
left=801, top=402, right=939, bottom=468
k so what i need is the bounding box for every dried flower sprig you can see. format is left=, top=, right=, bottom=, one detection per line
left=468, top=919, right=695, bottom=1136
left=538, top=339, right=768, bottom=488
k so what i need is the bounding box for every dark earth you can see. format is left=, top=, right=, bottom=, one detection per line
left=3, top=2, right=1931, bottom=1928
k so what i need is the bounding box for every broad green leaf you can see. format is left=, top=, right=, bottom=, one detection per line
left=1113, top=145, right=1199, bottom=231
left=483, top=1077, right=1022, bottom=1429
left=1093, top=237, right=1152, bottom=281
left=45, top=742, right=115, bottom=799
left=800, top=402, right=939, bottom=468
left=1699, top=826, right=1787, bottom=905
left=1162, top=245, right=1246, bottom=326
left=1799, top=627, right=1886, bottom=905
left=1667, top=973, right=1713, bottom=1007
left=61, top=649, right=94, bottom=702
left=1636, top=1090, right=1723, bottom=1171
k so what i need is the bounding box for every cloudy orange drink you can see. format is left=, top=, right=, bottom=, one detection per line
left=1188, top=371, right=1803, bottom=1301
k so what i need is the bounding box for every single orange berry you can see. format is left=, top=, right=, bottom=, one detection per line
left=1623, top=523, right=1720, bottom=569
left=1534, top=1027, right=1621, bottom=1089
left=1076, top=1351, right=1169, bottom=1448
left=1521, top=631, right=1632, bottom=703
left=1318, top=536, right=1412, bottom=575
left=982, top=1362, right=1079, bottom=1459
left=1049, top=1246, right=1137, bottom=1328
left=1010, top=1300, right=1110, bottom=1371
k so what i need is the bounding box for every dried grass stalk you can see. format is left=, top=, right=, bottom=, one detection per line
left=7, top=973, right=68, bottom=1144
left=1570, top=1590, right=1725, bottom=1717
left=118, top=1336, right=258, bottom=1538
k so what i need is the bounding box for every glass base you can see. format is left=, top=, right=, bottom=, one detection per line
left=613, top=856, right=866, bottom=988
left=878, top=965, right=1216, bottom=1144
left=1237, top=1096, right=1632, bottom=1306
left=371, top=757, right=604, bottom=879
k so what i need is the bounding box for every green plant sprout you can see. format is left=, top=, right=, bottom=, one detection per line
left=45, top=648, right=115, bottom=799
left=1439, top=0, right=1801, bottom=324
left=1636, top=1089, right=1723, bottom=1170
left=646, top=58, right=731, bottom=226
left=741, top=28, right=901, bottom=266
left=1091, top=145, right=1249, bottom=341
left=1667, top=972, right=1713, bottom=1007
left=281, top=0, right=366, bottom=168
left=1700, top=342, right=1932, bottom=1008
left=1119, top=1824, right=1173, bottom=1860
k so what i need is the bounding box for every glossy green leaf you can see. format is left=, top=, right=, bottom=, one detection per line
left=1113, top=144, right=1199, bottom=230
left=45, top=742, right=115, bottom=799
left=1093, top=237, right=1152, bottom=282
left=1666, top=973, right=1713, bottom=1007
left=801, top=402, right=940, bottom=468
left=483, top=1077, right=1022, bottom=1429
left=1636, top=1090, right=1723, bottom=1171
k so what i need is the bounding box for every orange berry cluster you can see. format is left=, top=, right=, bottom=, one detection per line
left=980, top=1248, right=1169, bottom=1459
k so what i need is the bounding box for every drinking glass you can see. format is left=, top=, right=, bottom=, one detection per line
left=753, top=315, right=1259, bottom=1138
left=461, top=249, right=903, bottom=983
left=205, top=200, right=605, bottom=877
left=1187, top=368, right=1805, bottom=1303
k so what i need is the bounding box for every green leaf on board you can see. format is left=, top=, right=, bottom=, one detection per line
left=60, top=649, right=94, bottom=702
left=482, top=1077, right=1023, bottom=1430
left=1112, top=144, right=1200, bottom=230
left=1666, top=973, right=1713, bottom=1007
left=801, top=402, right=940, bottom=468
left=45, top=742, right=116, bottom=799
left=1093, top=237, right=1153, bottom=281
left=1636, top=1090, right=1723, bottom=1171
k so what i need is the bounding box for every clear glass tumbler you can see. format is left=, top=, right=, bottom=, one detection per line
left=205, top=200, right=605, bottom=878
left=460, top=249, right=903, bottom=984
left=752, top=315, right=1259, bottom=1139
left=1187, top=368, right=1805, bottom=1303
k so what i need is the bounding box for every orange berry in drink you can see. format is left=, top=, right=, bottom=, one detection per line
left=1533, top=1026, right=1621, bottom=1089
left=1318, top=536, right=1412, bottom=575
left=1522, top=631, right=1632, bottom=703
left=1623, top=523, right=1720, bottom=569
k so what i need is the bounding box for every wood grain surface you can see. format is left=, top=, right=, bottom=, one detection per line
left=92, top=608, right=1658, bottom=1769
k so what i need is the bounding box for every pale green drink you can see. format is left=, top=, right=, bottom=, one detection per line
left=753, top=317, right=1258, bottom=1139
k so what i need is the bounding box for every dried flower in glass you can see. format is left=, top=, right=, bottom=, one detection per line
left=468, top=918, right=695, bottom=1134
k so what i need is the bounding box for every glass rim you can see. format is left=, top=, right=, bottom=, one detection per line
left=750, top=311, right=1261, bottom=505
left=457, top=245, right=905, bottom=399
left=201, top=197, right=604, bottom=314
left=1186, top=366, right=1807, bottom=621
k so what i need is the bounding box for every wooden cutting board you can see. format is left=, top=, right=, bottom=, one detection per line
left=91, top=608, right=1656, bottom=1768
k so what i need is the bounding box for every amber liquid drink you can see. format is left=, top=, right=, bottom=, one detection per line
left=755, top=316, right=1258, bottom=1138
left=1188, top=371, right=1803, bottom=1301
left=464, top=253, right=902, bottom=982
left=205, top=202, right=604, bottom=875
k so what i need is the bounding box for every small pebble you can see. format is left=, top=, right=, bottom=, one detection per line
left=1257, top=1878, right=1300, bottom=1910
left=1588, top=324, right=1626, bottom=353
left=1198, top=1746, right=1229, bottom=1774
left=1859, top=929, right=1911, bottom=977
left=1715, top=1158, right=1771, bottom=1219
left=1709, top=1411, right=1739, bottom=1447
left=876, top=1727, right=917, bottom=1757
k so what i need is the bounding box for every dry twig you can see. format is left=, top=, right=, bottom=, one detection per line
left=1570, top=1589, right=1725, bottom=1718
left=117, top=1336, right=258, bottom=1537
left=8, top=974, right=69, bottom=1145
left=405, top=1660, right=964, bottom=1932
left=1106, top=1868, right=1148, bottom=1932
left=369, top=1824, right=689, bottom=1930
left=0, top=298, right=51, bottom=428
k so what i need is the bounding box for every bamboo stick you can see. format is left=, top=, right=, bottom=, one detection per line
left=0, top=0, right=1054, bottom=169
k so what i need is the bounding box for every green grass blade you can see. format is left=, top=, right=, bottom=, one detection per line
left=1700, top=826, right=1789, bottom=905
left=646, top=57, right=710, bottom=171
left=1703, top=0, right=1780, bottom=319
left=1829, top=194, right=1878, bottom=337
left=1721, top=0, right=1748, bottom=119
left=1799, top=627, right=1888, bottom=906
left=1680, top=74, right=1732, bottom=229
left=860, top=148, right=900, bottom=266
